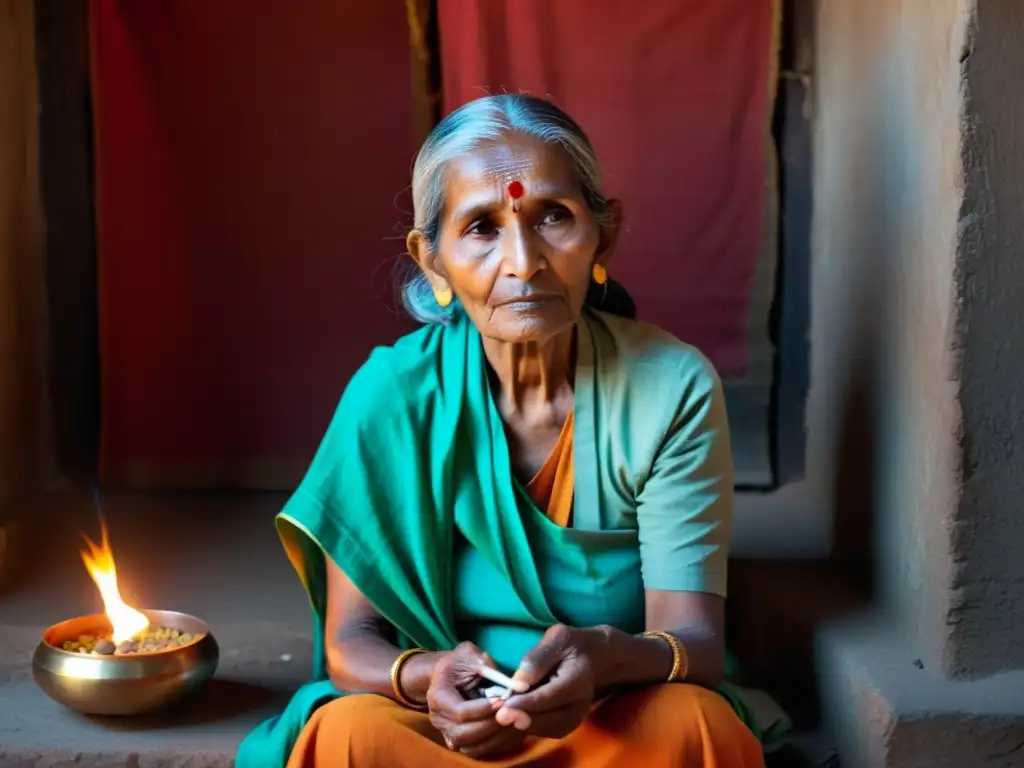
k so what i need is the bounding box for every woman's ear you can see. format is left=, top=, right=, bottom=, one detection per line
left=406, top=229, right=450, bottom=294
left=595, top=199, right=624, bottom=267
left=406, top=229, right=430, bottom=272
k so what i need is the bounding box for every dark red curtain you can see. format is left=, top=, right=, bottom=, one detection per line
left=438, top=0, right=776, bottom=377
left=91, top=1, right=416, bottom=487
left=91, top=1, right=776, bottom=488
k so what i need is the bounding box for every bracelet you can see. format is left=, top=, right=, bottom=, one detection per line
left=390, top=647, right=429, bottom=710
left=642, top=630, right=689, bottom=682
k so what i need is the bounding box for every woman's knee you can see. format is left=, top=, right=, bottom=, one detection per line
left=314, top=694, right=397, bottom=730
left=304, top=693, right=408, bottom=748
left=651, top=683, right=737, bottom=715
left=289, top=695, right=405, bottom=767
left=599, top=683, right=756, bottom=740
left=608, top=682, right=721, bottom=709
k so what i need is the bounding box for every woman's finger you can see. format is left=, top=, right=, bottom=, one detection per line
left=443, top=714, right=508, bottom=750
left=512, top=625, right=572, bottom=688
left=428, top=685, right=498, bottom=723
left=442, top=643, right=494, bottom=690
left=450, top=642, right=490, bottom=668
left=456, top=726, right=528, bottom=760
left=515, top=703, right=588, bottom=740
left=503, top=655, right=589, bottom=713
left=494, top=706, right=532, bottom=730
left=451, top=694, right=504, bottom=724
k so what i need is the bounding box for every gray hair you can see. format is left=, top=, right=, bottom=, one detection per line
left=401, top=94, right=615, bottom=324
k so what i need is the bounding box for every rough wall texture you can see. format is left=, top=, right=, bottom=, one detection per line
left=807, top=0, right=983, bottom=677
left=0, top=0, right=52, bottom=514
left=811, top=0, right=1024, bottom=678
left=951, top=0, right=1024, bottom=675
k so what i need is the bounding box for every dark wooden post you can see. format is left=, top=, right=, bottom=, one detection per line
left=34, top=0, right=100, bottom=482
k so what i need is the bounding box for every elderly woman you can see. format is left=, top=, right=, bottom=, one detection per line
left=237, top=94, right=764, bottom=767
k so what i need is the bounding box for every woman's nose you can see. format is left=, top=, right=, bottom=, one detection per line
left=502, top=223, right=545, bottom=280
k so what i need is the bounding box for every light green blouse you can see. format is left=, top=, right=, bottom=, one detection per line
left=571, top=310, right=733, bottom=596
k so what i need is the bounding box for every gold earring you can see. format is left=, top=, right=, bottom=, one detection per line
left=592, top=264, right=608, bottom=285
left=434, top=287, right=453, bottom=308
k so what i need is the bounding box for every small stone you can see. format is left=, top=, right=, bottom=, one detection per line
left=280, top=654, right=293, bottom=662
left=51, top=625, right=204, bottom=655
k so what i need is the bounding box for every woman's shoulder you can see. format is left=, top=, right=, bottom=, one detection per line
left=588, top=310, right=722, bottom=394
left=339, top=323, right=445, bottom=416
left=364, top=322, right=442, bottom=372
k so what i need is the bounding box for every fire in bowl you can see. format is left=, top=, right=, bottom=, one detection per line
left=32, top=512, right=218, bottom=715
left=33, top=609, right=219, bottom=716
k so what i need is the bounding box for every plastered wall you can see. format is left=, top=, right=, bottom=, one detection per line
left=809, top=0, right=1024, bottom=677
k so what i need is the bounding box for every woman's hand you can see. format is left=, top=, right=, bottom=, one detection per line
left=496, top=624, right=610, bottom=738
left=426, top=642, right=527, bottom=759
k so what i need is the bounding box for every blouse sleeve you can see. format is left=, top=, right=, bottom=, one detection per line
left=635, top=353, right=733, bottom=597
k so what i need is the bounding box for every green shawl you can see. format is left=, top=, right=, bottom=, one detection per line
left=235, top=314, right=760, bottom=768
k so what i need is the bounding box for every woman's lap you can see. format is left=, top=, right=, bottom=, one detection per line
left=286, top=684, right=764, bottom=768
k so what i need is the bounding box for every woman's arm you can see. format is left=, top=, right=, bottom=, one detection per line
left=600, top=348, right=731, bottom=689
left=592, top=590, right=726, bottom=688
left=505, top=590, right=724, bottom=705
left=324, top=557, right=441, bottom=702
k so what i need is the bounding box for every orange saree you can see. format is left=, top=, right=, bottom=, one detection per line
left=285, top=413, right=764, bottom=767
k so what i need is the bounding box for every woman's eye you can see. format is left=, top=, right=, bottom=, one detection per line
left=540, top=207, right=572, bottom=226
left=467, top=218, right=498, bottom=238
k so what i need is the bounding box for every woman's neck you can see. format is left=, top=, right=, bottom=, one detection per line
left=481, top=326, right=576, bottom=416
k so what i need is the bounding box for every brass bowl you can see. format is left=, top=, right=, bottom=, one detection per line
left=32, top=609, right=219, bottom=716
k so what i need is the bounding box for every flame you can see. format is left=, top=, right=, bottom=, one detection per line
left=80, top=519, right=150, bottom=644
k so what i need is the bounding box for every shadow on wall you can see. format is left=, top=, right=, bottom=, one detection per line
left=830, top=331, right=878, bottom=596
left=726, top=19, right=935, bottom=727
left=814, top=36, right=922, bottom=606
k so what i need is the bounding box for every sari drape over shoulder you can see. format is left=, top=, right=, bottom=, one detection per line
left=235, top=311, right=763, bottom=768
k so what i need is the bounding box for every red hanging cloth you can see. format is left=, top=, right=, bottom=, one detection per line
left=437, top=0, right=776, bottom=376
left=91, top=0, right=417, bottom=487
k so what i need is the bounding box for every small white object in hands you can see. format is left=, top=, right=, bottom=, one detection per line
left=477, top=664, right=529, bottom=694
left=481, top=684, right=510, bottom=700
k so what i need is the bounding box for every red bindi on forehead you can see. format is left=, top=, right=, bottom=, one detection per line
left=507, top=180, right=525, bottom=199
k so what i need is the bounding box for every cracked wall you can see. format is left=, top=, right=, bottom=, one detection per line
left=809, top=0, right=1024, bottom=678
left=949, top=0, right=1024, bottom=676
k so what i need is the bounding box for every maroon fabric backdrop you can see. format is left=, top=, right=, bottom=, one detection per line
left=91, top=1, right=773, bottom=487
left=439, top=0, right=774, bottom=376
left=91, top=0, right=416, bottom=486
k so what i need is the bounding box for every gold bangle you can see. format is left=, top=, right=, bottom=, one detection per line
left=642, top=630, right=689, bottom=682
left=390, top=647, right=429, bottom=709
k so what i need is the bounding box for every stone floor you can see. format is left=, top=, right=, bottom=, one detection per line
left=0, top=489, right=836, bottom=767
left=1, top=490, right=310, bottom=767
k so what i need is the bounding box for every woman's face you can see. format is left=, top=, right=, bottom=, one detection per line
left=410, top=133, right=620, bottom=344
